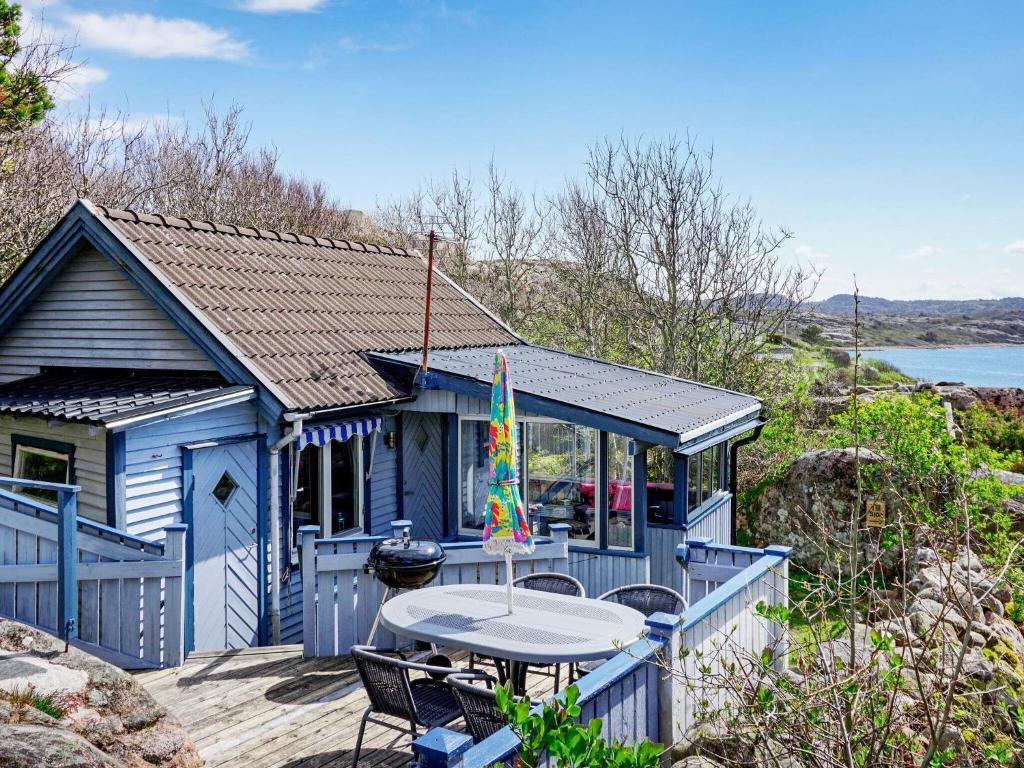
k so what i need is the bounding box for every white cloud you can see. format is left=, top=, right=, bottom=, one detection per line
left=66, top=13, right=250, bottom=61
left=239, top=0, right=327, bottom=12
left=51, top=64, right=109, bottom=102
left=1002, top=240, right=1024, bottom=255
left=794, top=244, right=830, bottom=262
left=898, top=244, right=942, bottom=261
left=338, top=36, right=409, bottom=53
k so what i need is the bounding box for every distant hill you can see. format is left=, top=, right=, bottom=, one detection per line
left=811, top=294, right=1024, bottom=317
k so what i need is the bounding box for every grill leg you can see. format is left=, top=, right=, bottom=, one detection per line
left=351, top=708, right=371, bottom=768
left=365, top=586, right=391, bottom=645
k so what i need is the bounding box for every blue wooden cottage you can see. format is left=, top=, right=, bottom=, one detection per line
left=0, top=200, right=764, bottom=656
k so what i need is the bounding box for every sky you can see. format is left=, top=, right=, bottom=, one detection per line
left=22, top=0, right=1024, bottom=300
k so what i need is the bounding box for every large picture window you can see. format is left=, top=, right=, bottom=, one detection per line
left=525, top=422, right=597, bottom=547
left=291, top=437, right=363, bottom=542
left=459, top=419, right=525, bottom=534
left=12, top=438, right=72, bottom=505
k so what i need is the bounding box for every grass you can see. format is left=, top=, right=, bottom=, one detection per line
left=0, top=686, right=65, bottom=719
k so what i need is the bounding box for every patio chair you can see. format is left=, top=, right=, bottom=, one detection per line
left=572, top=584, right=687, bottom=679
left=349, top=645, right=464, bottom=767
left=505, top=572, right=586, bottom=692
left=448, top=672, right=512, bottom=743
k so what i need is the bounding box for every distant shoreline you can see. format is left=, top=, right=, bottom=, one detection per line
left=857, top=342, right=1024, bottom=352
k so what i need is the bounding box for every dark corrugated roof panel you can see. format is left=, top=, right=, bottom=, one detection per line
left=95, top=206, right=519, bottom=410
left=0, top=369, right=252, bottom=425
left=372, top=345, right=762, bottom=443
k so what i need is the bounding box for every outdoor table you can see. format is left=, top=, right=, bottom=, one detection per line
left=379, top=583, right=646, bottom=694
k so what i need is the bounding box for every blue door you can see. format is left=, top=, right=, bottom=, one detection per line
left=192, top=440, right=259, bottom=651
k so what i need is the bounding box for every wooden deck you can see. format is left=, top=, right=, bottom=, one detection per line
left=135, top=646, right=555, bottom=768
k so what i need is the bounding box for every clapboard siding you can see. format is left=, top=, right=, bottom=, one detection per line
left=0, top=247, right=214, bottom=384
left=567, top=550, right=650, bottom=597
left=123, top=402, right=259, bottom=540
left=368, top=416, right=399, bottom=535
left=0, top=415, right=107, bottom=522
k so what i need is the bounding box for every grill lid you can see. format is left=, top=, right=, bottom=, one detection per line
left=367, top=533, right=446, bottom=570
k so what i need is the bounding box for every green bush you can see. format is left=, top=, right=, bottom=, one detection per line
left=495, top=683, right=661, bottom=768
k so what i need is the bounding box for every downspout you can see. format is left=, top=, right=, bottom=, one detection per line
left=269, top=416, right=303, bottom=644
left=728, top=421, right=766, bottom=545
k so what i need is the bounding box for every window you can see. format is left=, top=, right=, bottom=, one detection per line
left=291, top=437, right=363, bottom=541
left=459, top=419, right=525, bottom=535
left=606, top=434, right=633, bottom=549
left=646, top=446, right=675, bottom=525
left=524, top=422, right=597, bottom=547
left=212, top=471, right=239, bottom=507
left=687, top=444, right=726, bottom=514
left=13, top=441, right=71, bottom=505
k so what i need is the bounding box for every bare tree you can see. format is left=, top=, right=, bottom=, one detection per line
left=582, top=136, right=818, bottom=391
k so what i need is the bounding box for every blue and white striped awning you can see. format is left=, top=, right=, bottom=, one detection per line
left=296, top=417, right=382, bottom=451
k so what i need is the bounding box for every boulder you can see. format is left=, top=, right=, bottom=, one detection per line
left=0, top=619, right=201, bottom=768
left=755, top=448, right=887, bottom=572
left=0, top=723, right=126, bottom=768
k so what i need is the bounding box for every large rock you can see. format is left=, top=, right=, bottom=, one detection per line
left=0, top=724, right=126, bottom=768
left=0, top=619, right=201, bottom=768
left=754, top=448, right=886, bottom=572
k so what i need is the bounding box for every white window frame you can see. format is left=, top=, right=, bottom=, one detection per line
left=13, top=444, right=71, bottom=493
left=319, top=436, right=364, bottom=539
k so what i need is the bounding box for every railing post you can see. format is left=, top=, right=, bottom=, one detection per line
left=764, top=545, right=792, bottom=672
left=391, top=519, right=412, bottom=539
left=56, top=488, right=78, bottom=648
left=548, top=523, right=570, bottom=574
left=162, top=524, right=187, bottom=666
left=645, top=611, right=684, bottom=746
left=299, top=525, right=319, bottom=657
left=412, top=728, right=474, bottom=768
left=675, top=536, right=712, bottom=568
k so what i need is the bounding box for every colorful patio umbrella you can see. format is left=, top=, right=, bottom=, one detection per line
left=482, top=350, right=534, bottom=614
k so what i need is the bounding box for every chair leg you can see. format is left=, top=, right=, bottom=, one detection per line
left=469, top=652, right=476, bottom=670
left=351, top=708, right=371, bottom=768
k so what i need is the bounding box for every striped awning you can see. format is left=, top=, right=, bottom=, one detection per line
left=296, top=417, right=382, bottom=450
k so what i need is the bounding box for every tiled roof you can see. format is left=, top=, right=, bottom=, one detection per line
left=0, top=369, right=252, bottom=425
left=371, top=345, right=762, bottom=444
left=94, top=206, right=519, bottom=410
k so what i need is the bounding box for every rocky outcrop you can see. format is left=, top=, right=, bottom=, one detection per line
left=920, top=383, right=1024, bottom=413
left=673, top=547, right=1024, bottom=768
left=0, top=619, right=201, bottom=768
left=754, top=447, right=888, bottom=572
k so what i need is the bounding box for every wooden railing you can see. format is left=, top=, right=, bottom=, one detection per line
left=646, top=492, right=733, bottom=597
left=412, top=541, right=792, bottom=767
left=413, top=617, right=671, bottom=768
left=300, top=521, right=572, bottom=658
left=0, top=477, right=185, bottom=669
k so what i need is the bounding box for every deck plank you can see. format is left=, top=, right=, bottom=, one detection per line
left=135, top=647, right=555, bottom=768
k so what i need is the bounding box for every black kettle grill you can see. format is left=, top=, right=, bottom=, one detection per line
left=364, top=527, right=446, bottom=643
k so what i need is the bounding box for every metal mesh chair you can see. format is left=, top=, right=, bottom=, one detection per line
left=513, top=572, right=585, bottom=596
left=448, top=672, right=511, bottom=743
left=573, top=584, right=687, bottom=678
left=350, top=645, right=464, bottom=767
left=506, top=572, right=585, bottom=692
left=598, top=583, right=686, bottom=616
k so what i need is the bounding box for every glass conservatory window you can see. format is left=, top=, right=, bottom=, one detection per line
left=524, top=422, right=597, bottom=547
left=606, top=434, right=634, bottom=549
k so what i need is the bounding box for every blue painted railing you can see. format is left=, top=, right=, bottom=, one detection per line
left=414, top=613, right=675, bottom=768
left=0, top=478, right=186, bottom=668
left=411, top=540, right=792, bottom=765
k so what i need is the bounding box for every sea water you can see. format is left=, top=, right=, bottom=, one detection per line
left=863, top=345, right=1024, bottom=387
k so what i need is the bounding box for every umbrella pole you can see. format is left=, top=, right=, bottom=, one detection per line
left=505, top=553, right=514, bottom=614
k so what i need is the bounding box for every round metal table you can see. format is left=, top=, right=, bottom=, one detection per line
left=379, top=583, right=646, bottom=694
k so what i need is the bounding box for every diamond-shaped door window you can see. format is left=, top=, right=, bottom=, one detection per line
left=212, top=471, right=239, bottom=507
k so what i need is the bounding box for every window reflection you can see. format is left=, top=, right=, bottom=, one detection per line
left=525, top=422, right=597, bottom=546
